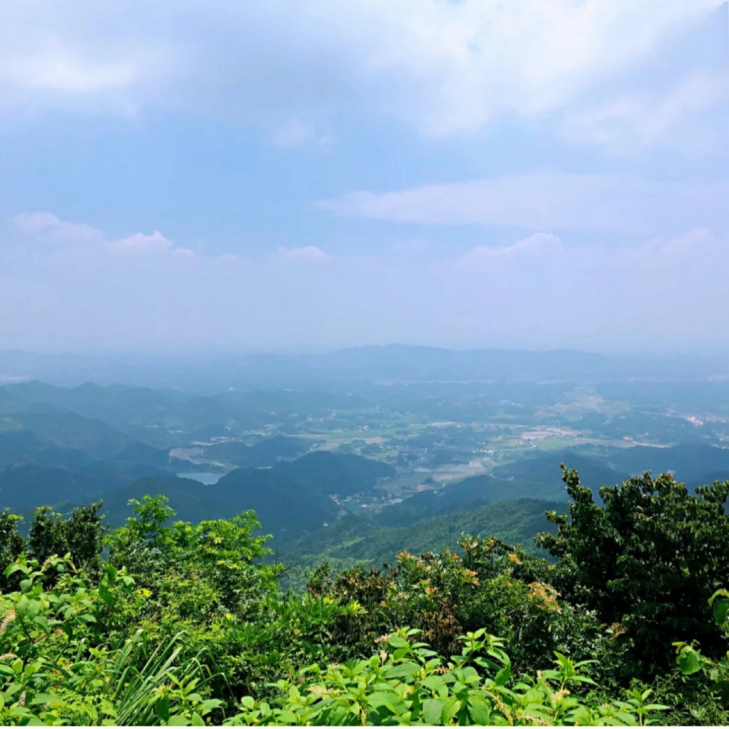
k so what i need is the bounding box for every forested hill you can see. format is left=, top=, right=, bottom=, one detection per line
left=279, top=498, right=562, bottom=590
left=73, top=451, right=394, bottom=537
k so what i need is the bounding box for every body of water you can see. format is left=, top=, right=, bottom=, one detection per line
left=177, top=472, right=226, bottom=485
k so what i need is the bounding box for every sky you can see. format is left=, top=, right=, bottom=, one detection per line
left=1, top=1, right=728, bottom=356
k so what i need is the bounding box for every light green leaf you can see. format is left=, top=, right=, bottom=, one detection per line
left=442, top=698, right=461, bottom=725
left=422, top=675, right=446, bottom=694
left=367, top=692, right=405, bottom=715
left=677, top=646, right=702, bottom=675
left=495, top=665, right=512, bottom=686
left=384, top=661, right=420, bottom=679
left=422, top=699, right=444, bottom=726
left=468, top=698, right=491, bottom=726
left=168, top=714, right=191, bottom=726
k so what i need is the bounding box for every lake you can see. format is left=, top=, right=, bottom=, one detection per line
left=177, top=472, right=226, bottom=485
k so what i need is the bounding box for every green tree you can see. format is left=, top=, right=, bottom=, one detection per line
left=0, top=510, right=25, bottom=592
left=537, top=467, right=729, bottom=676
left=28, top=502, right=107, bottom=579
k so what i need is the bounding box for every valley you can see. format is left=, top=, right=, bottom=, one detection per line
left=2, top=346, right=729, bottom=577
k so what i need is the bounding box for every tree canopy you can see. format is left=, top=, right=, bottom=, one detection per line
left=1, top=468, right=729, bottom=725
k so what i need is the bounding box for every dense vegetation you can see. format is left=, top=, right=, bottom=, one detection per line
left=2, top=467, right=729, bottom=725
left=280, top=499, right=562, bottom=591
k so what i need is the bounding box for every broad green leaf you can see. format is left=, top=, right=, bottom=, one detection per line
left=155, top=695, right=170, bottom=722
left=29, top=694, right=60, bottom=706
left=98, top=583, right=113, bottom=605
left=367, top=692, right=405, bottom=715
left=15, top=596, right=30, bottom=619
left=21, top=715, right=44, bottom=726
left=677, top=646, right=702, bottom=675
left=495, top=665, right=512, bottom=686
left=714, top=598, right=729, bottom=627
left=442, top=698, right=461, bottom=725
left=422, top=675, right=446, bottom=694
left=422, top=699, right=444, bottom=725
left=168, top=714, right=191, bottom=726
left=201, top=699, right=222, bottom=714
left=384, top=661, right=420, bottom=679
left=468, top=697, right=491, bottom=726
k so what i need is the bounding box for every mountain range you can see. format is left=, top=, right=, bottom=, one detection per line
left=3, top=345, right=729, bottom=388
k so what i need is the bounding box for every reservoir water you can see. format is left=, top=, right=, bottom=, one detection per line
left=177, top=472, right=226, bottom=485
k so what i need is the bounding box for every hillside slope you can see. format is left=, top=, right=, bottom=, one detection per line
left=280, top=498, right=561, bottom=588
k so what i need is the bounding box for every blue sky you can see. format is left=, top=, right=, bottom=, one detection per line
left=1, top=1, right=728, bottom=355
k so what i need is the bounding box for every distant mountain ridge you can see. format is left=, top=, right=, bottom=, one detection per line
left=3, top=345, right=728, bottom=387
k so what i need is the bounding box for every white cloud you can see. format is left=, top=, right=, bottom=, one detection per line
left=217, top=253, right=239, bottom=263
left=13, top=212, right=103, bottom=240
left=272, top=118, right=334, bottom=149
left=109, top=231, right=173, bottom=255
left=1, top=51, right=134, bottom=95
left=12, top=212, right=193, bottom=258
left=2, top=219, right=728, bottom=354
left=318, top=173, right=729, bottom=236
left=617, top=228, right=727, bottom=279
left=457, top=233, right=563, bottom=268
left=564, top=69, right=729, bottom=154
left=0, top=1, right=722, bottom=149
left=277, top=246, right=330, bottom=263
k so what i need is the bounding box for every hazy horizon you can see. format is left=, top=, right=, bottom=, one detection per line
left=3, top=341, right=729, bottom=363
left=2, top=1, right=728, bottom=356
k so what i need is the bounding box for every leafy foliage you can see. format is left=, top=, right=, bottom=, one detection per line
left=225, top=628, right=668, bottom=726
left=0, top=466, right=729, bottom=725
left=537, top=467, right=729, bottom=678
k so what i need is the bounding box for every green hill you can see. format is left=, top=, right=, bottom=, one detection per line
left=279, top=498, right=561, bottom=589
left=0, top=409, right=169, bottom=466
left=272, top=450, right=394, bottom=496
left=375, top=453, right=623, bottom=528
left=599, top=443, right=729, bottom=487
left=199, top=435, right=310, bottom=468
left=0, top=461, right=171, bottom=511
left=490, top=452, right=628, bottom=492
left=61, top=451, right=392, bottom=540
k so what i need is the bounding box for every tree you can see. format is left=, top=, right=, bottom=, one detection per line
left=107, top=495, right=283, bottom=619
left=537, top=467, right=729, bottom=676
left=0, top=509, right=25, bottom=591
left=28, top=501, right=107, bottom=579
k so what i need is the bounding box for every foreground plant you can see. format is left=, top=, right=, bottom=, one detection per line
left=0, top=554, right=221, bottom=725
left=226, top=628, right=668, bottom=726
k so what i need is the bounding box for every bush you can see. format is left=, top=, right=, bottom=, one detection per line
left=537, top=468, right=729, bottom=678
left=226, top=627, right=669, bottom=726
